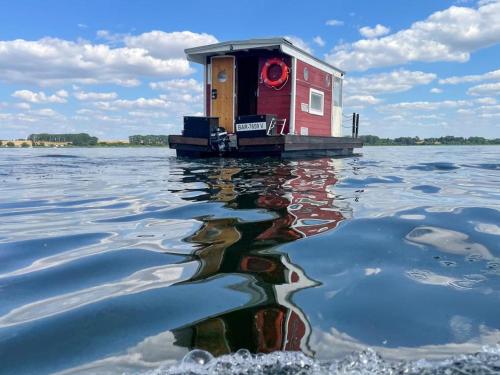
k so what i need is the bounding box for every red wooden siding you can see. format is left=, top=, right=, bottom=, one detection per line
left=257, top=55, right=292, bottom=133
left=294, top=60, right=332, bottom=136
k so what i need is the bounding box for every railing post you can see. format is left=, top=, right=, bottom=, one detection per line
left=352, top=113, right=356, bottom=138
left=355, top=113, right=360, bottom=138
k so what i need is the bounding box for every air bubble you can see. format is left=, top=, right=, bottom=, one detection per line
left=235, top=348, right=251, bottom=359
left=181, top=349, right=214, bottom=366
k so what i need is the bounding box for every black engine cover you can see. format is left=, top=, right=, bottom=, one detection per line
left=183, top=116, right=219, bottom=138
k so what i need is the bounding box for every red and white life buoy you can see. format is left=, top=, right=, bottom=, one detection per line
left=261, top=58, right=289, bottom=88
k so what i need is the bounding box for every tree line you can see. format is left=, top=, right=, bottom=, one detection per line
left=359, top=135, right=500, bottom=146
left=128, top=135, right=169, bottom=145
left=28, top=133, right=98, bottom=146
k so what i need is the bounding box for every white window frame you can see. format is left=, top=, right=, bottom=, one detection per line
left=309, top=88, right=324, bottom=116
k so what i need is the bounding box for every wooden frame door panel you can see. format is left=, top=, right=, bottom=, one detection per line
left=211, top=56, right=235, bottom=132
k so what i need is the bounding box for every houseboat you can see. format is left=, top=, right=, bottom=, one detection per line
left=168, top=38, right=362, bottom=157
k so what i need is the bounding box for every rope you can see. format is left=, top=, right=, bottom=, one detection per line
left=271, top=70, right=290, bottom=91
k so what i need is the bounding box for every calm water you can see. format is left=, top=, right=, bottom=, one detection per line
left=0, top=146, right=499, bottom=374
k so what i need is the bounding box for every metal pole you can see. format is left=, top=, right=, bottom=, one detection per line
left=355, top=113, right=360, bottom=138
left=352, top=113, right=356, bottom=138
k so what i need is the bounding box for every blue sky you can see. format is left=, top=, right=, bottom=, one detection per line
left=0, top=0, right=499, bottom=139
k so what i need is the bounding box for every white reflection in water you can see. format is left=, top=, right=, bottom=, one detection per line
left=0, top=262, right=199, bottom=328
left=399, top=214, right=426, bottom=220
left=406, top=226, right=494, bottom=260
left=55, top=331, right=187, bottom=374
left=310, top=324, right=500, bottom=361
left=0, top=219, right=202, bottom=279
left=406, top=269, right=487, bottom=290
left=474, top=222, right=500, bottom=236
left=364, top=268, right=381, bottom=276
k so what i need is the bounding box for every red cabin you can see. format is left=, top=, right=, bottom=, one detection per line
left=169, top=37, right=362, bottom=157
left=185, top=37, right=345, bottom=136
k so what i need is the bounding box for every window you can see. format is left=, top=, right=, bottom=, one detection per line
left=309, top=88, right=324, bottom=116
left=333, top=76, right=342, bottom=107
left=303, top=67, right=309, bottom=81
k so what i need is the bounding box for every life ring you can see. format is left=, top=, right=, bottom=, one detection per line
left=261, top=58, right=289, bottom=88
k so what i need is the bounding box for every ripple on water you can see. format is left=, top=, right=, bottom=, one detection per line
left=411, top=184, right=441, bottom=194
left=1, top=147, right=500, bottom=374
left=407, top=162, right=459, bottom=171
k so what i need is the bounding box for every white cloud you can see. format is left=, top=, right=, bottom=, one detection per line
left=73, top=91, right=118, bottom=101
left=13, top=102, right=31, bottom=110
left=96, top=30, right=130, bottom=45
left=0, top=30, right=218, bottom=86
left=33, top=108, right=61, bottom=118
left=326, top=19, right=344, bottom=26
left=93, top=92, right=202, bottom=113
left=439, top=68, right=500, bottom=84
left=344, top=95, right=382, bottom=107
left=94, top=97, right=170, bottom=111
left=430, top=87, right=443, bottom=93
left=380, top=99, right=472, bottom=112
left=0, top=108, right=64, bottom=123
left=11, top=89, right=68, bottom=103
left=284, top=36, right=313, bottom=54
left=326, top=1, right=500, bottom=71
left=346, top=70, right=436, bottom=95
left=467, top=81, right=500, bottom=96
left=313, top=36, right=326, bottom=47
left=475, top=97, right=496, bottom=104
left=124, top=30, right=218, bottom=59
left=149, top=78, right=203, bottom=93
left=359, top=24, right=390, bottom=38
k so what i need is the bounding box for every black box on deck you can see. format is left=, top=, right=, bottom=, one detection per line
left=183, top=116, right=219, bottom=138
left=235, top=114, right=276, bottom=138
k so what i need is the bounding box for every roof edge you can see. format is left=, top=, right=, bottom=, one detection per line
left=184, top=37, right=345, bottom=75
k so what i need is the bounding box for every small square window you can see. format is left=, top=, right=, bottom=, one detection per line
left=309, top=88, right=324, bottom=116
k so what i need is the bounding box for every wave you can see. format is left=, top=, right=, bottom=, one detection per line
left=147, top=346, right=500, bottom=375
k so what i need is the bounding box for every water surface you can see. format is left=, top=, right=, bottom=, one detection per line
left=0, top=146, right=499, bottom=374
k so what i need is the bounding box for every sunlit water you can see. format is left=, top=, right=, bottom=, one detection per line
left=0, top=146, right=499, bottom=374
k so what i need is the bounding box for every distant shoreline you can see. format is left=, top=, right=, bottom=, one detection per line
left=1, top=133, right=499, bottom=148
left=2, top=144, right=500, bottom=150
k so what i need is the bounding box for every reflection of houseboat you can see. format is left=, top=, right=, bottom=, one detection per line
left=256, top=159, right=349, bottom=240
left=168, top=38, right=362, bottom=157
left=167, top=158, right=348, bottom=356
left=173, top=251, right=317, bottom=356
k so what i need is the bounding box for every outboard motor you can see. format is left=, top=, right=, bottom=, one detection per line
left=210, top=126, right=229, bottom=153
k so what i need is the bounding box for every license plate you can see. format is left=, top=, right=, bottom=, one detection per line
left=236, top=122, right=267, bottom=132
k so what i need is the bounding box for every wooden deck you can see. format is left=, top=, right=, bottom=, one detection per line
left=168, top=134, right=362, bottom=158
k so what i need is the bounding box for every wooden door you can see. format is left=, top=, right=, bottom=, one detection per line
left=211, top=56, right=235, bottom=132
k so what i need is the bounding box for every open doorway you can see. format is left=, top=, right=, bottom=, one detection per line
left=236, top=56, right=259, bottom=116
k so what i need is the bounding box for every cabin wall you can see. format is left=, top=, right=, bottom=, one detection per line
left=294, top=60, right=333, bottom=136
left=257, top=55, right=292, bottom=133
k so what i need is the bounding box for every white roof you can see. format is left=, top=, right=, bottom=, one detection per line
left=185, top=37, right=344, bottom=75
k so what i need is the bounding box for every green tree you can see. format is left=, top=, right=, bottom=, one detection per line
left=28, top=133, right=98, bottom=146
left=129, top=135, right=169, bottom=146
left=6, top=141, right=15, bottom=147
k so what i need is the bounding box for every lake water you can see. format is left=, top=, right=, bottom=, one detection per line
left=0, top=146, right=499, bottom=374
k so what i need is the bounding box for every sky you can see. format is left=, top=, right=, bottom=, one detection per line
left=0, top=0, right=500, bottom=140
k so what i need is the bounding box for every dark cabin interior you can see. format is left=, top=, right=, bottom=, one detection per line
left=236, top=55, right=259, bottom=116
